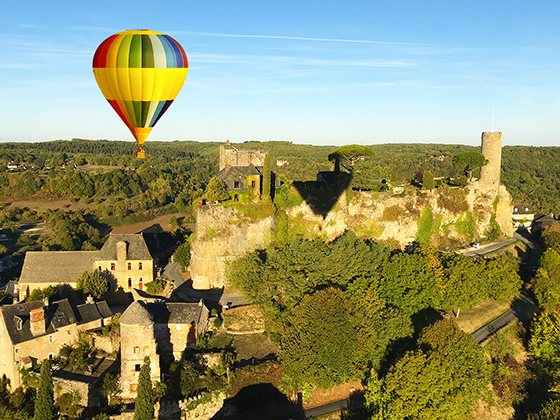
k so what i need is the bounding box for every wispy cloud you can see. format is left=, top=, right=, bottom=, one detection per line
left=189, top=53, right=412, bottom=68
left=174, top=30, right=437, bottom=47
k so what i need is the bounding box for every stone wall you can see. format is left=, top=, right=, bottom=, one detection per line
left=190, top=205, right=275, bottom=290
left=190, top=182, right=514, bottom=290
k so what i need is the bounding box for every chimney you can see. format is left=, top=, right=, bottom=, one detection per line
left=29, top=307, right=46, bottom=336
left=86, top=295, right=94, bottom=304
left=116, top=241, right=128, bottom=261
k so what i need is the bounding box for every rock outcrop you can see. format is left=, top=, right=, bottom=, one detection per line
left=190, top=182, right=514, bottom=290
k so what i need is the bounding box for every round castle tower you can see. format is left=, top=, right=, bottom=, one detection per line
left=479, top=131, right=502, bottom=186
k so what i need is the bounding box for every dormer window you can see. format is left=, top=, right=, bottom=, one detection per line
left=14, top=316, right=22, bottom=331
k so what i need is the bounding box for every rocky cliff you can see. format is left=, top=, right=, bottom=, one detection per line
left=190, top=182, right=513, bottom=290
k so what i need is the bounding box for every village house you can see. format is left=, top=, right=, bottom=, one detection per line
left=0, top=297, right=112, bottom=389
left=119, top=299, right=209, bottom=399
left=512, top=203, right=535, bottom=228
left=18, top=233, right=154, bottom=299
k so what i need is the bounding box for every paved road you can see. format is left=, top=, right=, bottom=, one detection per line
left=470, top=228, right=542, bottom=344
left=471, top=295, right=539, bottom=344
left=460, top=234, right=521, bottom=257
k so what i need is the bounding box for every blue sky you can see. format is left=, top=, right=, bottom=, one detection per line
left=1, top=0, right=560, bottom=147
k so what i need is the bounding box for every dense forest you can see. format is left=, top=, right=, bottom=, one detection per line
left=0, top=139, right=557, bottom=215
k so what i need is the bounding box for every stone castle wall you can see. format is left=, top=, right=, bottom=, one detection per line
left=190, top=205, right=275, bottom=289
left=219, top=144, right=266, bottom=171
left=189, top=183, right=514, bottom=290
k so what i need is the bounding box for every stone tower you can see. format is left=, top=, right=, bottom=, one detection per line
left=479, top=131, right=502, bottom=186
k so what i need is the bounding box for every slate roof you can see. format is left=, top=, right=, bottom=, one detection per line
left=0, top=299, right=76, bottom=345
left=513, top=204, right=533, bottom=214
left=216, top=164, right=263, bottom=181
left=75, top=301, right=112, bottom=325
left=96, top=301, right=112, bottom=319
left=97, top=234, right=152, bottom=261
left=120, top=301, right=207, bottom=326
left=19, top=251, right=99, bottom=285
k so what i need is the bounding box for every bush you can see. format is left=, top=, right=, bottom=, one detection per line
left=213, top=317, right=223, bottom=329
left=382, top=205, right=404, bottom=222
left=437, top=186, right=468, bottom=214
left=145, top=278, right=167, bottom=294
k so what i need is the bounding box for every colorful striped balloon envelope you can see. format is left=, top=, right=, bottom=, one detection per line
left=93, top=30, right=188, bottom=158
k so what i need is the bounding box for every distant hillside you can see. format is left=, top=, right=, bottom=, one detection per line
left=0, top=139, right=558, bottom=214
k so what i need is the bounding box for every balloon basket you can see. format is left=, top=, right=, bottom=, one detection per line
left=136, top=149, right=145, bottom=158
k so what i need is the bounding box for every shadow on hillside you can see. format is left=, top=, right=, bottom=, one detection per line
left=211, top=383, right=305, bottom=420
left=292, top=173, right=352, bottom=217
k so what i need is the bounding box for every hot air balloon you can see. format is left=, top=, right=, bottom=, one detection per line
left=93, top=30, right=188, bottom=158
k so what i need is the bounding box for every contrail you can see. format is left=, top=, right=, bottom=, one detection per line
left=174, top=31, right=436, bottom=47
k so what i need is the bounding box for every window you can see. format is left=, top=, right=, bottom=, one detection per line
left=134, top=346, right=140, bottom=354
left=176, top=324, right=182, bottom=331
left=111, top=263, right=115, bottom=271
left=138, top=262, right=142, bottom=270
left=49, top=335, right=54, bottom=343
left=234, top=181, right=240, bottom=189
left=128, top=278, right=132, bottom=289
left=135, top=364, right=141, bottom=372
left=98, top=266, right=102, bottom=271
left=130, top=384, right=137, bottom=391
left=139, top=278, right=143, bottom=291
left=144, top=345, right=149, bottom=350
left=14, top=348, right=19, bottom=354
left=251, top=181, right=256, bottom=188
left=128, top=262, right=131, bottom=270
left=234, top=194, right=239, bottom=202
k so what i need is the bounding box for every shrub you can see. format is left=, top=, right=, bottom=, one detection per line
left=382, top=205, right=404, bottom=222
left=145, top=278, right=167, bottom=294
left=437, top=186, right=468, bottom=214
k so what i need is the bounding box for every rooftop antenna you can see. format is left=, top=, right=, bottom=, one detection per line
left=491, top=107, right=494, bottom=132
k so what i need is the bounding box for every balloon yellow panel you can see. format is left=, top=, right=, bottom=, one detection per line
left=93, top=30, right=188, bottom=157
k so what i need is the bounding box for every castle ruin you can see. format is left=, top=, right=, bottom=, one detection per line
left=219, top=140, right=266, bottom=171
left=479, top=131, right=502, bottom=187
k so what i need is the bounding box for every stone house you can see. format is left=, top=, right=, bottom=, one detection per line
left=215, top=141, right=278, bottom=202
left=93, top=234, right=154, bottom=293
left=0, top=297, right=114, bottom=389
left=18, top=234, right=154, bottom=299
left=119, top=300, right=209, bottom=399
left=512, top=204, right=534, bottom=228
left=0, top=299, right=78, bottom=388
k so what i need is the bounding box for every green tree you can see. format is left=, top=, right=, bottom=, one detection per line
left=532, top=249, right=560, bottom=310
left=173, top=234, right=194, bottom=271
left=262, top=152, right=272, bottom=201
left=180, top=360, right=199, bottom=395
left=205, top=177, right=230, bottom=202
left=422, top=170, right=435, bottom=190
left=440, top=253, right=486, bottom=315
left=380, top=252, right=439, bottom=315
left=102, top=373, right=121, bottom=406
left=76, top=271, right=109, bottom=299
left=452, top=152, right=488, bottom=181
left=281, top=287, right=359, bottom=389
left=134, top=357, right=154, bottom=420
left=483, top=256, right=522, bottom=302
left=328, top=145, right=375, bottom=173
left=529, top=309, right=560, bottom=374
left=370, top=320, right=489, bottom=420
left=34, top=359, right=55, bottom=420
left=528, top=399, right=560, bottom=420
